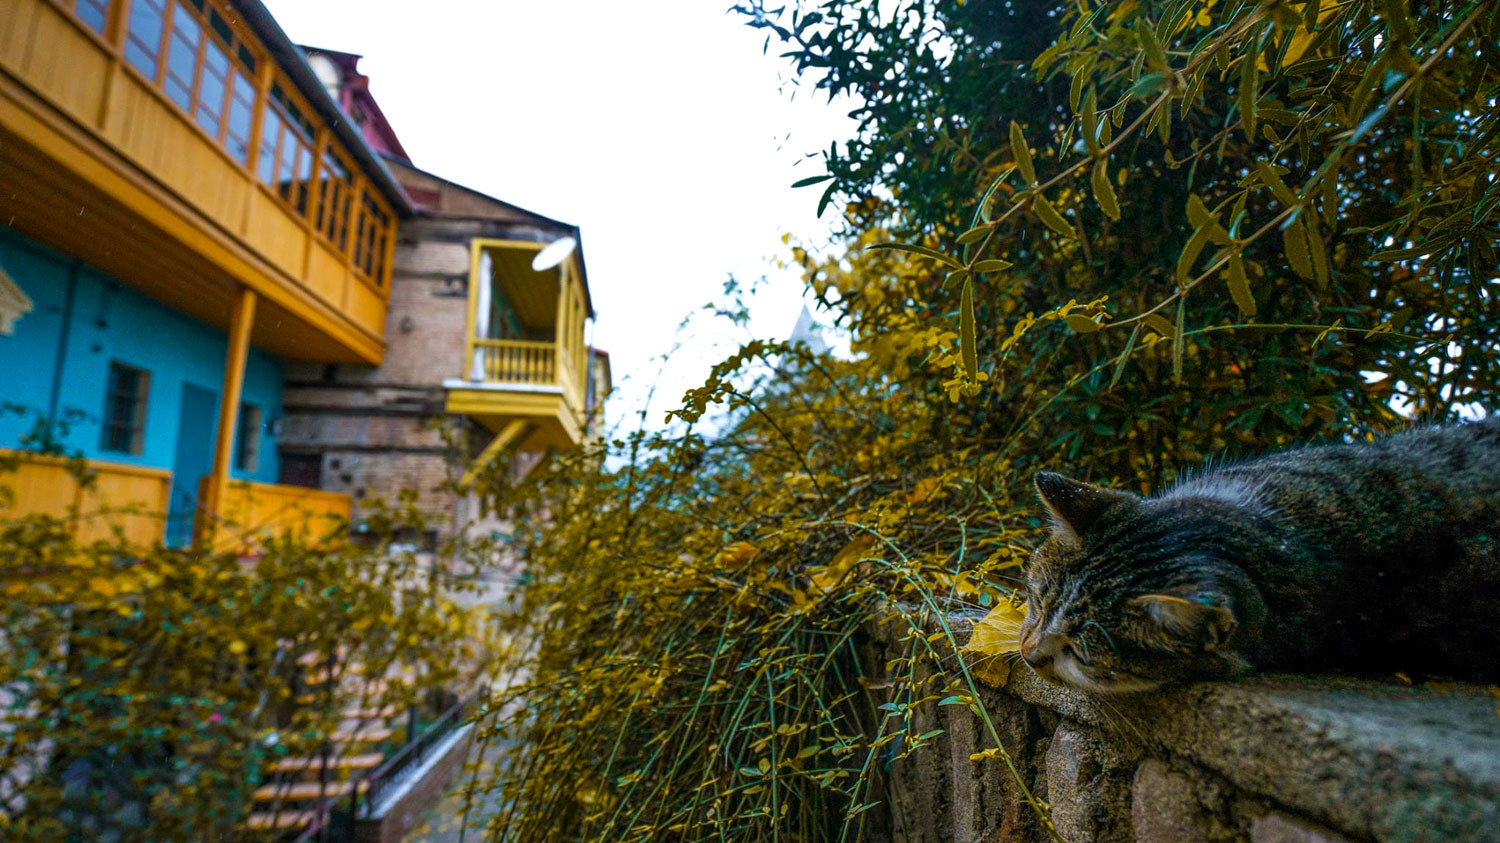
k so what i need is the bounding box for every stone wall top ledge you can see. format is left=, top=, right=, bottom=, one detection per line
left=878, top=608, right=1500, bottom=842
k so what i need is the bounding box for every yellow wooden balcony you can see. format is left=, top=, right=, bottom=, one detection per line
left=0, top=449, right=169, bottom=547
left=444, top=239, right=592, bottom=454
left=196, top=477, right=350, bottom=555
left=0, top=0, right=406, bottom=364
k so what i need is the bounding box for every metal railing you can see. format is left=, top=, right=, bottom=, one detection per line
left=468, top=339, right=557, bottom=385
left=344, top=686, right=483, bottom=825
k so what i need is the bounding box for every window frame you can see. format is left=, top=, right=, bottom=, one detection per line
left=54, top=0, right=113, bottom=36
left=119, top=0, right=264, bottom=169
left=233, top=402, right=262, bottom=473
left=101, top=361, right=151, bottom=456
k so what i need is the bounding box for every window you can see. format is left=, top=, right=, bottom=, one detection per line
left=56, top=0, right=111, bottom=35
left=124, top=0, right=167, bottom=76
left=315, top=151, right=354, bottom=251
left=233, top=403, right=262, bottom=472
left=123, top=0, right=260, bottom=165
left=353, top=190, right=391, bottom=285
left=101, top=362, right=150, bottom=455
left=258, top=82, right=317, bottom=214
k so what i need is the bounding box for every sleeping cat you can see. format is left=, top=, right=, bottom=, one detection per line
left=1017, top=416, right=1500, bottom=693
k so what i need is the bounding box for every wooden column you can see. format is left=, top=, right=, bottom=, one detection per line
left=553, top=263, right=569, bottom=388
left=200, top=286, right=257, bottom=547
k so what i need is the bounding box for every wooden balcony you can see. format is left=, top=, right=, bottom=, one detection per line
left=0, top=0, right=405, bottom=364
left=444, top=239, right=591, bottom=451
left=470, top=339, right=557, bottom=385
left=0, top=449, right=169, bottom=547
left=196, top=477, right=350, bottom=554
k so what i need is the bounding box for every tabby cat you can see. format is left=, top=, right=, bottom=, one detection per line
left=1017, top=416, right=1500, bottom=693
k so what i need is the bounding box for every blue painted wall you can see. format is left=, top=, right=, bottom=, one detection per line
left=0, top=226, right=283, bottom=486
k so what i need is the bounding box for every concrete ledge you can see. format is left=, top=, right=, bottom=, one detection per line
left=865, top=610, right=1500, bottom=843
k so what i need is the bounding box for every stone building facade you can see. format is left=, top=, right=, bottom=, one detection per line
left=278, top=157, right=602, bottom=542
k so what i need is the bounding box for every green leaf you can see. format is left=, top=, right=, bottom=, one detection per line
left=817, top=180, right=837, bottom=218
left=1226, top=253, right=1257, bottom=316
left=1033, top=196, right=1076, bottom=239
left=1176, top=227, right=1213, bottom=284
left=1239, top=48, right=1258, bottom=140
left=1186, top=195, right=1231, bottom=244
left=972, top=169, right=1014, bottom=227
left=1065, top=314, right=1099, bottom=333
left=1092, top=159, right=1120, bottom=220
left=868, top=242, right=965, bottom=270
left=1143, top=313, right=1177, bottom=338
left=972, top=259, right=1013, bottom=273
left=1126, top=72, right=1169, bottom=101
left=960, top=280, right=977, bottom=377
left=1283, top=217, right=1314, bottom=279
left=1009, top=121, right=1036, bottom=185
left=956, top=225, right=991, bottom=246
left=1110, top=324, right=1141, bottom=389
left=1172, top=296, right=1186, bottom=385
left=1254, top=162, right=1298, bottom=207
left=1304, top=216, right=1330, bottom=286
left=791, top=174, right=835, bottom=188
left=1081, top=87, right=1101, bottom=156
left=1137, top=22, right=1169, bottom=72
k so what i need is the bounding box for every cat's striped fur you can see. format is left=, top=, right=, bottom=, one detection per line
left=1017, top=416, right=1500, bottom=693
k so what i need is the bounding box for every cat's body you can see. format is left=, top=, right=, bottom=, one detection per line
left=1018, top=416, right=1500, bottom=693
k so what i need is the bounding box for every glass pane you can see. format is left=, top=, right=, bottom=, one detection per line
left=164, top=74, right=191, bottom=111
left=226, top=74, right=254, bottom=163
left=257, top=109, right=281, bottom=184
left=78, top=0, right=109, bottom=34
left=277, top=132, right=296, bottom=200
left=295, top=143, right=313, bottom=213
left=126, top=0, right=165, bottom=78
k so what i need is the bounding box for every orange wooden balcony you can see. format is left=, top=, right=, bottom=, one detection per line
left=196, top=477, right=350, bottom=554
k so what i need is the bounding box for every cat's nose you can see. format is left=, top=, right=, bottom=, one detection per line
left=1019, top=633, right=1050, bottom=667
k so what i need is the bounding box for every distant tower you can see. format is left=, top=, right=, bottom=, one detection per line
left=788, top=305, right=829, bottom=355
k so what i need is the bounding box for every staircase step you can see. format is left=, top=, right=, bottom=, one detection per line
left=331, top=725, right=394, bottom=743
left=342, top=704, right=397, bottom=719
left=266, top=752, right=385, bottom=774
left=253, top=780, right=369, bottom=802
left=241, top=809, right=317, bottom=831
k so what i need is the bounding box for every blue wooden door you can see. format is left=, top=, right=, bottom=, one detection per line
left=165, top=383, right=216, bottom=547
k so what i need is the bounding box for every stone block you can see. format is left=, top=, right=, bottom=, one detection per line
left=1046, top=723, right=1132, bottom=843
left=1250, top=812, right=1351, bottom=843
left=1133, top=759, right=1208, bottom=843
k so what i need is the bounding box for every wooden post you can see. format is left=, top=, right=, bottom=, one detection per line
left=554, top=263, right=569, bottom=390
left=200, top=286, right=257, bottom=548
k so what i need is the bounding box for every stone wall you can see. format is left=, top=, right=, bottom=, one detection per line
left=862, top=612, right=1500, bottom=843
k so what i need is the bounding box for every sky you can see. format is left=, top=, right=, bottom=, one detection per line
left=260, top=0, right=858, bottom=434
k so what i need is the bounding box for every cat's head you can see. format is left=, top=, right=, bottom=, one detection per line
left=1017, top=471, right=1254, bottom=694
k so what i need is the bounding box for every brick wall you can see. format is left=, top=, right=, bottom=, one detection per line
left=279, top=214, right=545, bottom=540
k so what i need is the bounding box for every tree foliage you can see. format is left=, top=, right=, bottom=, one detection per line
left=0, top=439, right=496, bottom=840
left=471, top=1, right=1498, bottom=841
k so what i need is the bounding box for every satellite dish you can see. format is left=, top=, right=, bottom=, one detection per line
left=531, top=236, right=577, bottom=272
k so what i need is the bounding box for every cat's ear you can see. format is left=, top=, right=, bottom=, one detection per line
left=1034, top=472, right=1138, bottom=540
left=1129, top=592, right=1237, bottom=651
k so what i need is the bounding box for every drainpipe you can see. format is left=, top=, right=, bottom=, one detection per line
left=46, top=261, right=82, bottom=423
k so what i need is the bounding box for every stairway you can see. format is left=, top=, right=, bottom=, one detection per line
left=239, top=652, right=411, bottom=838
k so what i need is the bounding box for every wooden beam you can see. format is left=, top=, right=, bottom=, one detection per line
left=458, top=420, right=529, bottom=489
left=200, top=285, right=257, bottom=547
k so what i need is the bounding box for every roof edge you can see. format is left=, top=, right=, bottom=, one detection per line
left=232, top=1, right=413, bottom=216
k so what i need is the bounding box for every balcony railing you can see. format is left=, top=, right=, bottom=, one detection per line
left=469, top=339, right=558, bottom=386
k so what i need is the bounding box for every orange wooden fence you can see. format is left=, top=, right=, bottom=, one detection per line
left=0, top=449, right=170, bottom=547
left=197, top=477, right=351, bottom=554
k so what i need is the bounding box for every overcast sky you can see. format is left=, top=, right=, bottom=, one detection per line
left=261, top=0, right=856, bottom=433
